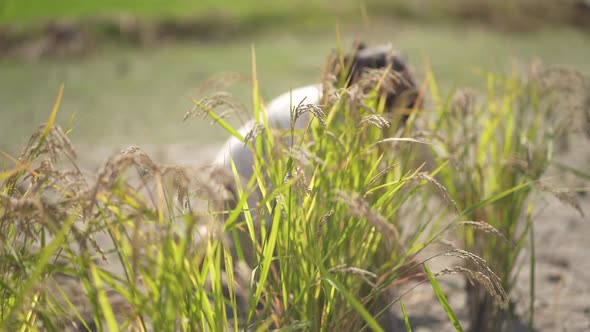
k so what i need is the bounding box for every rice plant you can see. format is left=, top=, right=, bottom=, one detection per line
left=191, top=47, right=508, bottom=331
left=2, top=47, right=571, bottom=331
left=423, top=64, right=588, bottom=331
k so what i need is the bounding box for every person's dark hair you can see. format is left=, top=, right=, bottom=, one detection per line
left=327, top=42, right=420, bottom=119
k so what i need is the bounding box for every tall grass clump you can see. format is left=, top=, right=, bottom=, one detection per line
left=0, top=85, right=258, bottom=331
left=0, top=49, right=523, bottom=331
left=191, top=47, right=509, bottom=331
left=423, top=65, right=589, bottom=331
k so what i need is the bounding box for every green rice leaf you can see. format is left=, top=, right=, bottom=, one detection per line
left=400, top=300, right=413, bottom=332
left=89, top=264, right=119, bottom=332
left=192, top=97, right=245, bottom=142
left=424, top=264, right=463, bottom=332
left=322, top=273, right=384, bottom=332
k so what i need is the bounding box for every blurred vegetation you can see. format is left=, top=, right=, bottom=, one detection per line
left=1, top=0, right=589, bottom=41
left=1, top=0, right=588, bottom=166
left=2, top=0, right=589, bottom=28
left=1, top=25, right=589, bottom=164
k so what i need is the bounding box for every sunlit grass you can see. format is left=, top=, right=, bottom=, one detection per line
left=0, top=42, right=587, bottom=331
left=423, top=63, right=588, bottom=331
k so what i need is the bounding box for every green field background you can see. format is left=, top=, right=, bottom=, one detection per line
left=1, top=1, right=588, bottom=166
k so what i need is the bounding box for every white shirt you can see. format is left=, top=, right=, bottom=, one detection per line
left=214, top=84, right=322, bottom=181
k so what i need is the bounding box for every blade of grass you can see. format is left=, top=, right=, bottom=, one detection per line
left=0, top=213, right=77, bottom=330
left=192, top=97, right=245, bottom=142
left=400, top=300, right=412, bottom=332
left=89, top=264, right=119, bottom=332
left=527, top=203, right=535, bottom=330
left=19, top=292, right=39, bottom=332
left=424, top=264, right=463, bottom=331
left=322, top=272, right=384, bottom=332
left=52, top=279, right=95, bottom=332
left=42, top=83, right=64, bottom=137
